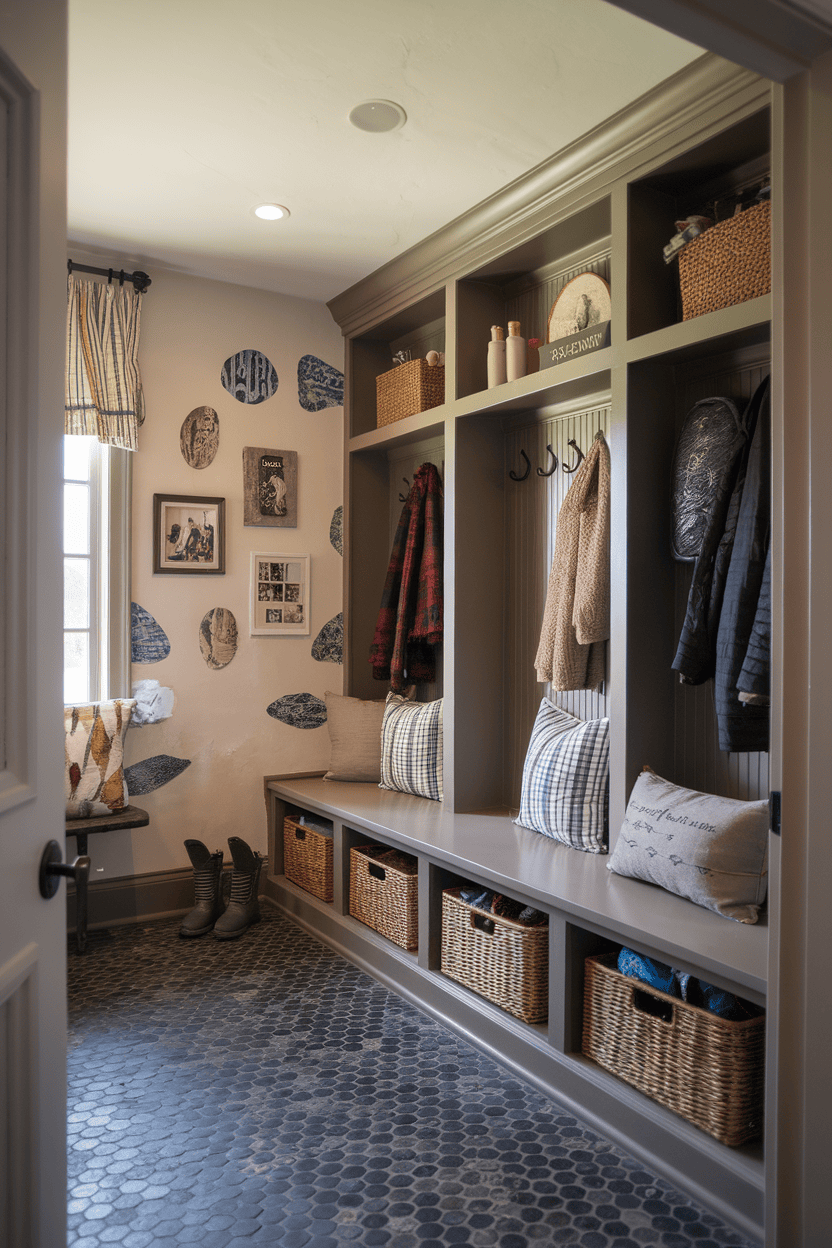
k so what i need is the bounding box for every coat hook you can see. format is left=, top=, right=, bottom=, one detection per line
left=562, top=438, right=585, bottom=473
left=509, top=450, right=531, bottom=482
left=398, top=476, right=410, bottom=502
left=536, top=444, right=558, bottom=477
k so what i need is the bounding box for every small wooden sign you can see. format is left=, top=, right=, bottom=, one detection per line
left=539, top=321, right=610, bottom=369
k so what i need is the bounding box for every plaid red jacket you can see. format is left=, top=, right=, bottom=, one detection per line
left=369, top=462, right=443, bottom=692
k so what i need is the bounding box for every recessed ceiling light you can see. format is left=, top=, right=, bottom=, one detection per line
left=348, top=100, right=407, bottom=133
left=253, top=204, right=289, bottom=221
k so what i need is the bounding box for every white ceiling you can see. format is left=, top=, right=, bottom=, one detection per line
left=67, top=0, right=702, bottom=303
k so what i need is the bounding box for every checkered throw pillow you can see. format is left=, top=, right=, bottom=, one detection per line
left=379, top=694, right=443, bottom=802
left=514, top=698, right=609, bottom=853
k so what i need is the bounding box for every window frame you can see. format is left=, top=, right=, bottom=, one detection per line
left=63, top=436, right=132, bottom=705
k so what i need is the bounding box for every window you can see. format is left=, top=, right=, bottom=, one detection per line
left=62, top=435, right=132, bottom=705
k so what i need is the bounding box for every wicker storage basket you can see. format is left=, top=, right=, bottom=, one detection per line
left=283, top=815, right=334, bottom=902
left=678, top=200, right=771, bottom=321
left=441, top=889, right=548, bottom=1024
left=376, top=359, right=445, bottom=427
left=349, top=845, right=418, bottom=950
left=582, top=952, right=765, bottom=1146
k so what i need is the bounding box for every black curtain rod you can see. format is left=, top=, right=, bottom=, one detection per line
left=67, top=259, right=151, bottom=293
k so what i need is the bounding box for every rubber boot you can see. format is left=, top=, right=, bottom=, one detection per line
left=212, top=837, right=263, bottom=940
left=179, top=840, right=226, bottom=937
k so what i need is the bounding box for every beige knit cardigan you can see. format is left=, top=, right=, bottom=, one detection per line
left=534, top=432, right=610, bottom=691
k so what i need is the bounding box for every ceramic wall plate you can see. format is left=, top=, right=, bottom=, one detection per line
left=547, top=273, right=611, bottom=342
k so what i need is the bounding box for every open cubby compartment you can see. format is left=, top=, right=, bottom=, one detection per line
left=267, top=793, right=329, bottom=879
left=449, top=390, right=611, bottom=815
left=455, top=197, right=611, bottom=401
left=346, top=433, right=446, bottom=703
left=561, top=920, right=766, bottom=1062
left=617, top=338, right=771, bottom=840
left=349, top=289, right=447, bottom=437
left=627, top=106, right=771, bottom=341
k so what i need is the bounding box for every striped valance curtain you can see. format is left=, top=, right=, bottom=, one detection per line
left=65, top=274, right=145, bottom=451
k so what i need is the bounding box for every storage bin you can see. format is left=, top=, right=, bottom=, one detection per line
left=678, top=200, right=770, bottom=321
left=582, top=952, right=765, bottom=1146
left=441, top=888, right=548, bottom=1024
left=376, top=359, right=445, bottom=427
left=283, top=815, right=334, bottom=903
left=349, top=844, right=418, bottom=950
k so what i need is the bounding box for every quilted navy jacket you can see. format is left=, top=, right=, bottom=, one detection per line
left=672, top=376, right=771, bottom=752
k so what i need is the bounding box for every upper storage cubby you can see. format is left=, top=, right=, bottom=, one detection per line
left=627, top=107, right=770, bottom=341
left=455, top=198, right=611, bottom=401
left=349, top=289, right=446, bottom=438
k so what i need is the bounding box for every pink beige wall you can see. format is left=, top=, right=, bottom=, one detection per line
left=82, top=262, right=344, bottom=880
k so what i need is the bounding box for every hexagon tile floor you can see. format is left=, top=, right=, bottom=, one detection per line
left=67, top=905, right=759, bottom=1248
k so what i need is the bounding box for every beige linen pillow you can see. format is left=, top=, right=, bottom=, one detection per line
left=324, top=691, right=387, bottom=782
left=607, top=766, right=768, bottom=923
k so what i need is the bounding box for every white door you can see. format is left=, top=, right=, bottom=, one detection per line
left=1, top=5, right=69, bottom=1245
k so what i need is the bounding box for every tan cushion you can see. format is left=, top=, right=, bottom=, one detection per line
left=65, top=699, right=136, bottom=819
left=324, top=692, right=387, bottom=783
left=607, top=766, right=768, bottom=923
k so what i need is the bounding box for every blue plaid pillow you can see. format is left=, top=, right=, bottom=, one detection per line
left=515, top=698, right=609, bottom=853
left=379, top=694, right=443, bottom=802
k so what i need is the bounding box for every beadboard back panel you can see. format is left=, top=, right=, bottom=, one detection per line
left=671, top=349, right=771, bottom=801
left=503, top=402, right=612, bottom=810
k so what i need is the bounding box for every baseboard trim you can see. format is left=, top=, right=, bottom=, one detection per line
left=66, top=866, right=211, bottom=931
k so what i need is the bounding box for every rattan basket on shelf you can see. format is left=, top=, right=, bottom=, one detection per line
left=677, top=200, right=771, bottom=321
left=349, top=844, right=418, bottom=950
left=376, top=359, right=445, bottom=427
left=440, top=888, right=549, bottom=1024
left=283, top=815, right=334, bottom=903
left=582, top=952, right=765, bottom=1147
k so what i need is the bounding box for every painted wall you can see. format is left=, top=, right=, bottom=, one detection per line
left=81, top=263, right=344, bottom=879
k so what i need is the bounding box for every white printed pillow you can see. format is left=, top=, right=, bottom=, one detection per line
left=379, top=694, right=443, bottom=802
left=65, top=699, right=136, bottom=819
left=607, top=766, right=769, bottom=923
left=514, top=698, right=609, bottom=853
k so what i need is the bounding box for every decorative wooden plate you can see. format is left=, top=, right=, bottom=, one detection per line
left=547, top=272, right=611, bottom=342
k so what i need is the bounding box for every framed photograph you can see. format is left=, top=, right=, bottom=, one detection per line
left=243, top=447, right=298, bottom=527
left=250, top=552, right=310, bottom=635
left=153, top=494, right=225, bottom=574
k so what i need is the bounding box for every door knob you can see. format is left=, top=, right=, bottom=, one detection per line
left=39, top=840, right=91, bottom=899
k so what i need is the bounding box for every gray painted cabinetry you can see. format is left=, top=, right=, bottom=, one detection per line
left=263, top=55, right=774, bottom=1243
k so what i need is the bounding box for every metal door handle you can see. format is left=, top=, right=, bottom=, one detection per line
left=39, top=840, right=91, bottom=899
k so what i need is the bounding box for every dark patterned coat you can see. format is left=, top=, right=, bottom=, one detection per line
left=370, top=462, right=443, bottom=692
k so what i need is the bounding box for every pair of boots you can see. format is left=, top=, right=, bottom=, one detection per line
left=180, top=836, right=263, bottom=939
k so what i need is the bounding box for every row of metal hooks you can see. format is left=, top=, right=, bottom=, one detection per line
left=509, top=439, right=585, bottom=482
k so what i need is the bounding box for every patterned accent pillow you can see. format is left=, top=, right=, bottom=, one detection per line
left=607, top=767, right=768, bottom=923
left=379, top=694, right=443, bottom=802
left=514, top=698, right=609, bottom=853
left=65, top=699, right=136, bottom=819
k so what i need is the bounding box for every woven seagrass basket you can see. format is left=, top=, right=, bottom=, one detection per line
left=582, top=952, right=765, bottom=1146
left=349, top=844, right=418, bottom=950
left=678, top=200, right=771, bottom=321
left=376, top=359, right=445, bottom=427
left=440, top=888, right=548, bottom=1024
left=283, top=815, right=334, bottom=903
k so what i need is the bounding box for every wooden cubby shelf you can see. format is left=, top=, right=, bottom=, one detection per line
left=266, top=54, right=776, bottom=1246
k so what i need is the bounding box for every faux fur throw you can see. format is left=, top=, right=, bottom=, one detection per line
left=535, top=432, right=610, bottom=691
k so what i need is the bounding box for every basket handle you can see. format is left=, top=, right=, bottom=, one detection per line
left=633, top=987, right=674, bottom=1025
left=471, top=912, right=495, bottom=936
left=368, top=863, right=386, bottom=882
left=294, top=828, right=306, bottom=841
